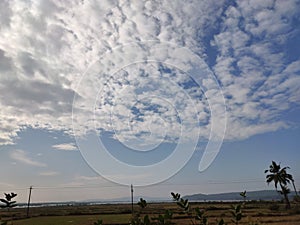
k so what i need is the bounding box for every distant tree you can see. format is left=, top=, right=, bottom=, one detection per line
left=265, top=161, right=295, bottom=209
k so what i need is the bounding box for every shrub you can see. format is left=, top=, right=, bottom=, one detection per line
left=269, top=204, right=280, bottom=211
left=293, top=195, right=300, bottom=203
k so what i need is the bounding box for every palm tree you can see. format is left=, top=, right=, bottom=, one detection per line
left=278, top=185, right=291, bottom=196
left=265, top=161, right=295, bottom=209
left=282, top=168, right=298, bottom=197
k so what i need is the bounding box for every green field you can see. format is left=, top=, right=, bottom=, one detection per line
left=1, top=201, right=300, bottom=225
left=13, top=214, right=131, bottom=225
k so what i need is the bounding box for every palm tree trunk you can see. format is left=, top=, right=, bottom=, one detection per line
left=280, top=183, right=291, bottom=209
left=283, top=192, right=291, bottom=209
left=292, top=181, right=298, bottom=196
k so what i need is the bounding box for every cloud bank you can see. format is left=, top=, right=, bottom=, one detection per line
left=0, top=0, right=299, bottom=147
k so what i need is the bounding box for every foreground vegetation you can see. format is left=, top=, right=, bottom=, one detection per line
left=0, top=200, right=300, bottom=225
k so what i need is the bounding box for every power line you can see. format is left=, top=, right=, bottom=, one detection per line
left=1, top=177, right=298, bottom=192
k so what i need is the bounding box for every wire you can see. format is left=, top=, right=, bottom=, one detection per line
left=1, top=176, right=298, bottom=192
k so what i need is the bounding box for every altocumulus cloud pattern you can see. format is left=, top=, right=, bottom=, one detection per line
left=0, top=0, right=300, bottom=184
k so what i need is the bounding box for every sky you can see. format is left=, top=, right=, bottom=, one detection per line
left=0, top=0, right=300, bottom=203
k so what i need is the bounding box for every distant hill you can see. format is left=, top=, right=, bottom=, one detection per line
left=184, top=190, right=296, bottom=201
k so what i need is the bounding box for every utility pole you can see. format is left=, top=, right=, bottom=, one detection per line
left=26, top=186, right=33, bottom=218
left=131, top=184, right=134, bottom=216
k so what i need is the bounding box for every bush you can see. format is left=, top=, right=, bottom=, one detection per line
left=269, top=204, right=280, bottom=211
left=293, top=195, right=300, bottom=203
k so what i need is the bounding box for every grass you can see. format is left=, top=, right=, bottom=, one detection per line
left=13, top=214, right=131, bottom=225
left=1, top=201, right=300, bottom=224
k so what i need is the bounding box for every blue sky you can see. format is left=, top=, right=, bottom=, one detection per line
left=0, top=0, right=300, bottom=202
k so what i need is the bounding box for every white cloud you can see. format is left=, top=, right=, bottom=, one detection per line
left=39, top=171, right=59, bottom=176
left=0, top=0, right=299, bottom=147
left=59, top=175, right=109, bottom=187
left=0, top=0, right=225, bottom=146
left=10, top=149, right=46, bottom=167
left=74, top=176, right=103, bottom=181
left=212, top=0, right=300, bottom=139
left=52, top=143, right=78, bottom=151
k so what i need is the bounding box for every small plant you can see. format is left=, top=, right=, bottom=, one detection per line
left=152, top=210, right=173, bottom=225
left=138, top=198, right=147, bottom=209
left=216, top=218, right=226, bottom=225
left=195, top=207, right=208, bottom=225
left=230, top=204, right=243, bottom=225
left=171, top=192, right=189, bottom=213
left=130, top=214, right=151, bottom=225
left=240, top=191, right=247, bottom=203
left=176, top=197, right=190, bottom=213
left=130, top=198, right=151, bottom=225
left=0, top=193, right=17, bottom=211
left=93, top=219, right=103, bottom=225
left=171, top=193, right=180, bottom=201
left=172, top=192, right=208, bottom=225
left=132, top=198, right=173, bottom=225
left=0, top=192, right=17, bottom=225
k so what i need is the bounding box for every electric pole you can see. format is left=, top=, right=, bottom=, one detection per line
left=131, top=184, right=134, bottom=216
left=26, top=186, right=33, bottom=218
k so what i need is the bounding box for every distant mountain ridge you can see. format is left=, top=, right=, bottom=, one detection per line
left=86, top=190, right=296, bottom=203
left=184, top=190, right=296, bottom=201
